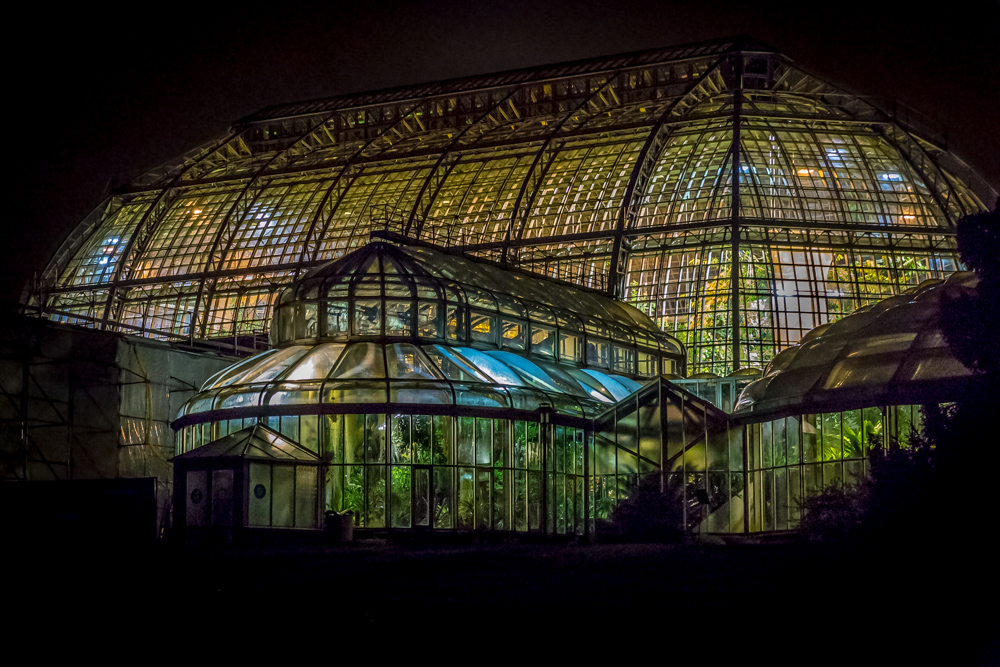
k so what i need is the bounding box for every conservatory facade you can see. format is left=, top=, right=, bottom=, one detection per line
left=171, top=240, right=984, bottom=537
left=22, top=35, right=993, bottom=538
left=172, top=241, right=714, bottom=535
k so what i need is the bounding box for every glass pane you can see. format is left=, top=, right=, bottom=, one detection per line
left=366, top=466, right=386, bottom=528
left=513, top=420, right=527, bottom=469
left=531, top=324, right=555, bottom=357
left=355, top=300, right=382, bottom=336
left=185, top=470, right=209, bottom=526
left=390, top=414, right=411, bottom=463
left=493, top=419, right=508, bottom=469
left=385, top=300, right=412, bottom=336
left=586, top=338, right=610, bottom=368
left=329, top=342, right=385, bottom=379
left=501, top=320, right=526, bottom=350
left=285, top=343, right=345, bottom=381
left=527, top=421, right=540, bottom=471
left=272, top=465, right=295, bottom=528
left=612, top=345, right=634, bottom=374
left=413, top=414, right=432, bottom=464
left=457, top=416, right=474, bottom=465
left=822, top=412, right=843, bottom=461
left=325, top=465, right=344, bottom=513
left=324, top=414, right=344, bottom=463
left=413, top=467, right=430, bottom=527
left=458, top=467, right=475, bottom=530
left=476, top=418, right=492, bottom=465
left=248, top=463, right=271, bottom=527
left=327, top=300, right=349, bottom=335
left=842, top=410, right=864, bottom=460
left=391, top=465, right=411, bottom=528
left=345, top=466, right=364, bottom=524
left=424, top=345, right=490, bottom=381
left=528, top=471, right=541, bottom=531
left=300, top=415, right=319, bottom=452
left=446, top=304, right=465, bottom=341
left=555, top=473, right=566, bottom=534
left=476, top=469, right=492, bottom=530
left=559, top=332, right=581, bottom=362
left=212, top=470, right=233, bottom=526
left=803, top=415, right=819, bottom=462
left=514, top=470, right=528, bottom=531
left=386, top=343, right=441, bottom=379
left=344, top=414, right=365, bottom=464
left=470, top=312, right=495, bottom=344
left=433, top=467, right=453, bottom=529
left=433, top=415, right=453, bottom=464
left=787, top=416, right=800, bottom=465
left=417, top=301, right=441, bottom=338
left=366, top=413, right=386, bottom=463
left=295, top=466, right=318, bottom=529
left=452, top=347, right=523, bottom=386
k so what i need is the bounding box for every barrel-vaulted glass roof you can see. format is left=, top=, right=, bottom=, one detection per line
left=733, top=271, right=979, bottom=419
left=175, top=341, right=645, bottom=426
left=38, top=36, right=995, bottom=377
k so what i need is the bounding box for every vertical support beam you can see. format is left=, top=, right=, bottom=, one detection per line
left=741, top=423, right=750, bottom=535
left=539, top=404, right=551, bottom=535
left=583, top=420, right=591, bottom=541
left=730, top=54, right=743, bottom=372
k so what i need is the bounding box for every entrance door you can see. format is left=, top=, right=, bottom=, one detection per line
left=412, top=466, right=431, bottom=528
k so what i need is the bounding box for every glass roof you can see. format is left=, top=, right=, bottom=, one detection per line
left=270, top=241, right=681, bottom=354
left=39, top=40, right=994, bottom=380
left=733, top=272, right=978, bottom=418
left=177, top=341, right=646, bottom=425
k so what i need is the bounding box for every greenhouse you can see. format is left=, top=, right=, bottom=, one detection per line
left=33, top=36, right=995, bottom=377
left=172, top=240, right=693, bottom=535
left=11, top=36, right=994, bottom=540
left=730, top=271, right=985, bottom=532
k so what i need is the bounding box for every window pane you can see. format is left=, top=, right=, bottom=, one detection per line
left=355, top=300, right=382, bottom=336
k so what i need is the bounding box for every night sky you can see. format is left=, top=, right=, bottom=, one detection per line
left=8, top=0, right=998, bottom=306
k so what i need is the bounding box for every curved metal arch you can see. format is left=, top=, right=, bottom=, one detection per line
left=406, top=88, right=522, bottom=237
left=608, top=58, right=725, bottom=299
left=877, top=124, right=968, bottom=226
left=38, top=194, right=122, bottom=292
left=190, top=113, right=345, bottom=337
left=501, top=71, right=627, bottom=265
left=847, top=133, right=897, bottom=230
left=755, top=119, right=812, bottom=223
left=99, top=130, right=244, bottom=328
left=298, top=101, right=428, bottom=266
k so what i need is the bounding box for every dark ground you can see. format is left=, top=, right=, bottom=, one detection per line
left=16, top=537, right=996, bottom=660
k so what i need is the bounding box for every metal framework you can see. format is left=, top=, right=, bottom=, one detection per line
left=33, top=37, right=995, bottom=375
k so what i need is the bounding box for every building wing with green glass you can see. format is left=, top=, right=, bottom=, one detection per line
left=36, top=36, right=995, bottom=376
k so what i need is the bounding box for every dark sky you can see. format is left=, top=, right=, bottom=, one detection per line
left=8, top=0, right=999, bottom=305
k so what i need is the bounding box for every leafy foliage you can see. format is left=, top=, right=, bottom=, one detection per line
left=940, top=201, right=999, bottom=376
left=603, top=475, right=685, bottom=543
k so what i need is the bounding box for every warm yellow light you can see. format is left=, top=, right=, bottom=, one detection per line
left=797, top=169, right=810, bottom=176
left=193, top=209, right=202, bottom=214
